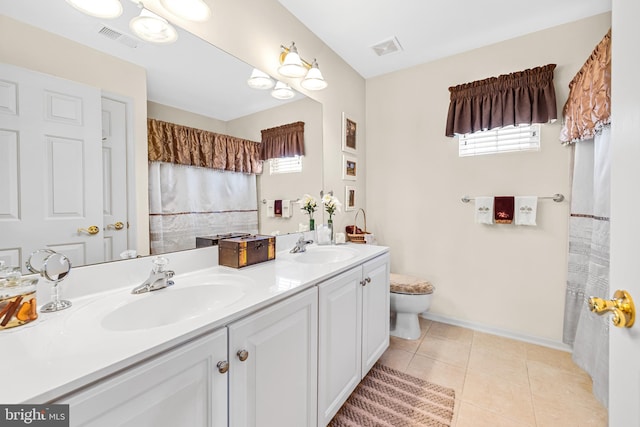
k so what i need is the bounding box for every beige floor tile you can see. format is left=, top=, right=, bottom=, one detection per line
left=451, top=399, right=461, bottom=427
left=405, top=353, right=466, bottom=396
left=461, top=370, right=536, bottom=425
left=427, top=322, right=474, bottom=345
left=467, top=346, right=530, bottom=386
left=527, top=360, right=595, bottom=407
left=389, top=334, right=423, bottom=353
left=525, top=343, right=589, bottom=378
left=455, top=402, right=533, bottom=427
left=532, top=394, right=607, bottom=427
left=417, top=335, right=471, bottom=369
left=377, top=347, right=414, bottom=372
left=473, top=331, right=527, bottom=359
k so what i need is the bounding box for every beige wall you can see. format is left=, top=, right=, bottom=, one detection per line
left=0, top=16, right=150, bottom=255
left=227, top=98, right=323, bottom=235
left=148, top=101, right=228, bottom=134
left=149, top=0, right=367, bottom=232
left=366, top=13, right=611, bottom=343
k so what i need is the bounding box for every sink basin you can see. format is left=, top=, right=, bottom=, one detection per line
left=291, top=245, right=358, bottom=264
left=101, top=285, right=245, bottom=332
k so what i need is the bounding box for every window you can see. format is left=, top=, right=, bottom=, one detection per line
left=458, top=124, right=540, bottom=157
left=269, top=156, right=303, bottom=174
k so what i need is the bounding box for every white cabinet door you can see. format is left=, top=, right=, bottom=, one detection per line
left=318, top=267, right=363, bottom=426
left=60, top=328, right=228, bottom=427
left=229, top=287, right=318, bottom=427
left=361, top=253, right=390, bottom=376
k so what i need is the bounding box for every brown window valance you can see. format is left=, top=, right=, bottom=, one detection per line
left=560, top=29, right=611, bottom=144
left=445, top=64, right=558, bottom=137
left=148, top=118, right=263, bottom=174
left=260, top=121, right=305, bottom=161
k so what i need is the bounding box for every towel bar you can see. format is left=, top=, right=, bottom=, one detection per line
left=461, top=193, right=564, bottom=203
left=262, top=198, right=301, bottom=204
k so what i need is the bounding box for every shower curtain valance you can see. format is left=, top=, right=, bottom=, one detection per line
left=445, top=64, right=558, bottom=137
left=147, top=118, right=263, bottom=174
left=559, top=29, right=611, bottom=144
left=260, top=121, right=305, bottom=161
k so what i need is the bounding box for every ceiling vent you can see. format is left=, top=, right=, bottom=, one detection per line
left=370, top=37, right=403, bottom=57
left=97, top=25, right=138, bottom=49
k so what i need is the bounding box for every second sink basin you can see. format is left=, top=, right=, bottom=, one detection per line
left=291, top=245, right=358, bottom=264
left=102, top=285, right=245, bottom=332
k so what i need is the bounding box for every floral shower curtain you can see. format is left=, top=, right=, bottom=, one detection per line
left=561, top=30, right=611, bottom=407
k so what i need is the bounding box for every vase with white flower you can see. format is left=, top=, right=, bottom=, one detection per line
left=322, top=193, right=342, bottom=242
left=301, top=194, right=317, bottom=231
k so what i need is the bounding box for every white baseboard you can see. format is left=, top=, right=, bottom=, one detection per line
left=421, top=312, right=573, bottom=353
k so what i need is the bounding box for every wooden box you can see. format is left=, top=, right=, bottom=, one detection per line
left=218, top=235, right=276, bottom=268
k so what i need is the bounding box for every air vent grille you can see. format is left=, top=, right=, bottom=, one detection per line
left=371, top=37, right=403, bottom=57
left=97, top=25, right=138, bottom=49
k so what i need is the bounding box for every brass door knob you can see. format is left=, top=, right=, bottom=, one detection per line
left=589, top=289, right=635, bottom=328
left=77, top=226, right=100, bottom=235
left=217, top=360, right=229, bottom=374
left=107, top=221, right=124, bottom=230
left=237, top=349, right=249, bottom=362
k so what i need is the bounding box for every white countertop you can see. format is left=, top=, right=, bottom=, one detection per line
left=0, top=239, right=388, bottom=403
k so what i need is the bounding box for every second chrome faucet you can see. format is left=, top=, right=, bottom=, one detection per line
left=132, top=257, right=175, bottom=294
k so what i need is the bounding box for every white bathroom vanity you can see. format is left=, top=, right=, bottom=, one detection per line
left=0, top=235, right=389, bottom=427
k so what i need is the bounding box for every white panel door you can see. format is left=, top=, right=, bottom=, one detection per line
left=318, top=267, right=362, bottom=427
left=361, top=253, right=390, bottom=376
left=610, top=0, right=640, bottom=425
left=229, top=287, right=318, bottom=427
left=101, top=97, right=129, bottom=262
left=60, top=328, right=229, bottom=427
left=0, top=63, right=103, bottom=270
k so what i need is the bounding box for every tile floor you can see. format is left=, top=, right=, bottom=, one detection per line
left=378, top=319, right=608, bottom=427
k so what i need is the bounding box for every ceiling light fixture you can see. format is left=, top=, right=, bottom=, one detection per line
left=130, top=6, right=178, bottom=44
left=300, top=59, right=328, bottom=91
left=271, top=81, right=295, bottom=100
left=159, top=0, right=211, bottom=22
left=247, top=69, right=275, bottom=90
left=65, top=0, right=123, bottom=18
left=278, top=42, right=307, bottom=78
left=276, top=42, right=328, bottom=91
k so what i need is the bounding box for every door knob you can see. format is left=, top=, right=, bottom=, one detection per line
left=589, top=289, right=635, bottom=328
left=77, top=226, right=100, bottom=235
left=106, top=221, right=124, bottom=230
left=237, top=349, right=249, bottom=362
left=217, top=360, right=229, bottom=374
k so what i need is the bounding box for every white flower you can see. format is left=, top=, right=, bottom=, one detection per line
left=300, top=194, right=317, bottom=215
left=322, top=194, right=342, bottom=216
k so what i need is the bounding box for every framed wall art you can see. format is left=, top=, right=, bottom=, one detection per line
left=341, top=112, right=357, bottom=153
left=345, top=185, right=356, bottom=211
left=342, top=154, right=357, bottom=181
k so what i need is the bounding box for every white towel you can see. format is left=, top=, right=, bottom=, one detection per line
left=515, top=196, right=538, bottom=226
left=266, top=199, right=275, bottom=218
left=474, top=197, right=494, bottom=224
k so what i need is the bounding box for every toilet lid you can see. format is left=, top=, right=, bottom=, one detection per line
left=390, top=273, right=434, bottom=295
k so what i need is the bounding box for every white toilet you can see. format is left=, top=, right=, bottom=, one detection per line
left=389, top=273, right=434, bottom=340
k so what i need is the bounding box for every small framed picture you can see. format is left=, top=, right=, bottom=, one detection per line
left=341, top=112, right=357, bottom=153
left=345, top=186, right=356, bottom=211
left=342, top=154, right=357, bottom=181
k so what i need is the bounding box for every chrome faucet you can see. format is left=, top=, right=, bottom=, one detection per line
left=132, top=257, right=175, bottom=294
left=290, top=236, right=314, bottom=253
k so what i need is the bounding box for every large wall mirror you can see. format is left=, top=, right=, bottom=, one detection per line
left=0, top=0, right=323, bottom=270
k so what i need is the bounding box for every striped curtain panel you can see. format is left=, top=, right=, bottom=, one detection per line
left=563, top=128, right=611, bottom=407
